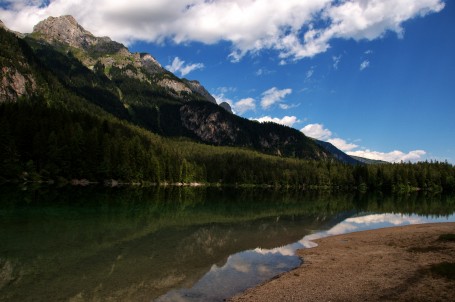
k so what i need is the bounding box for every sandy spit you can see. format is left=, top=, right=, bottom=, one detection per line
left=229, top=222, right=455, bottom=302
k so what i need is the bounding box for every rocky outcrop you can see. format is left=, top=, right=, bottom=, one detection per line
left=0, top=67, right=37, bottom=102
left=158, top=78, right=193, bottom=98
left=30, top=15, right=219, bottom=104
left=0, top=25, right=37, bottom=102
left=141, top=53, right=162, bottom=74
left=180, top=104, right=238, bottom=144
left=183, top=80, right=217, bottom=104
left=33, top=15, right=124, bottom=53
left=219, top=102, right=233, bottom=114
left=31, top=16, right=161, bottom=78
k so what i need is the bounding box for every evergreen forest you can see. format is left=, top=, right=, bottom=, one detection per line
left=1, top=26, right=455, bottom=193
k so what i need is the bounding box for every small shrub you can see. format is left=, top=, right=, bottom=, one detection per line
left=438, top=234, right=455, bottom=242
left=430, top=262, right=455, bottom=280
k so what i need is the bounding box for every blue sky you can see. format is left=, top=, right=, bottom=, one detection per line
left=1, top=0, right=454, bottom=163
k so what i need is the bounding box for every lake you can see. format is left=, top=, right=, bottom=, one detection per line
left=0, top=186, right=454, bottom=301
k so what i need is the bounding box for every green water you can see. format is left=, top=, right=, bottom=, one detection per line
left=0, top=186, right=454, bottom=301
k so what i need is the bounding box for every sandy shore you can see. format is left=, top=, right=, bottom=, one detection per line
left=230, top=222, right=455, bottom=302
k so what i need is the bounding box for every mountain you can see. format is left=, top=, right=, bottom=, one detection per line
left=12, top=15, right=342, bottom=160
left=1, top=16, right=454, bottom=193
left=0, top=16, right=371, bottom=185
left=29, top=15, right=216, bottom=103
left=314, top=140, right=361, bottom=165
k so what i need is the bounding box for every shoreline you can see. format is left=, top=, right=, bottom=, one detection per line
left=230, top=222, right=455, bottom=302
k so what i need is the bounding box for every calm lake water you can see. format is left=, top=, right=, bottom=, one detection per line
left=0, top=186, right=454, bottom=302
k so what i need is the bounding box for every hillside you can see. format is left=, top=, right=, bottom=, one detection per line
left=2, top=16, right=454, bottom=191
left=11, top=15, right=338, bottom=161
left=0, top=19, right=333, bottom=184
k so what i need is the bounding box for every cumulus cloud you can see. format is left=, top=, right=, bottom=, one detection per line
left=234, top=97, right=256, bottom=114
left=301, top=123, right=426, bottom=162
left=300, top=123, right=332, bottom=140
left=252, top=116, right=300, bottom=127
left=0, top=0, right=445, bottom=62
left=260, top=87, right=292, bottom=109
left=327, top=138, right=358, bottom=152
left=347, top=149, right=427, bottom=163
left=214, top=93, right=256, bottom=115
left=165, top=57, right=204, bottom=77
left=360, top=60, right=370, bottom=71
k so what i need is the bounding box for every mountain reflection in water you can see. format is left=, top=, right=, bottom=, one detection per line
left=0, top=186, right=454, bottom=302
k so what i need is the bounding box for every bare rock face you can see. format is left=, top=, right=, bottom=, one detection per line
left=0, top=67, right=36, bottom=102
left=180, top=104, right=238, bottom=144
left=0, top=24, right=37, bottom=102
left=141, top=53, right=163, bottom=74
left=29, top=15, right=221, bottom=105
left=31, top=17, right=180, bottom=82
left=183, top=80, right=217, bottom=104
left=33, top=15, right=97, bottom=49
left=33, top=15, right=123, bottom=53
left=158, top=78, right=193, bottom=98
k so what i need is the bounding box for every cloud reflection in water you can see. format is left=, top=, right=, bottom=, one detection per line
left=156, top=213, right=455, bottom=301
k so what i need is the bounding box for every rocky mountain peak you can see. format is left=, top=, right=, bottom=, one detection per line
left=32, top=15, right=125, bottom=54
left=27, top=15, right=219, bottom=105
left=33, top=15, right=93, bottom=48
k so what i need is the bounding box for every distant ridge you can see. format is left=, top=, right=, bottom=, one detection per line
left=350, top=156, right=389, bottom=165
left=314, top=140, right=361, bottom=165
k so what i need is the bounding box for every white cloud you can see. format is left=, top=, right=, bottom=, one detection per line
left=305, top=68, right=314, bottom=80
left=360, top=60, right=370, bottom=71
left=260, top=87, right=292, bottom=109
left=252, top=116, right=300, bottom=127
left=332, top=55, right=341, bottom=69
left=165, top=57, right=204, bottom=77
left=301, top=123, right=426, bottom=162
left=255, top=68, right=274, bottom=76
left=234, top=97, right=256, bottom=114
left=214, top=93, right=256, bottom=115
left=279, top=103, right=299, bottom=110
left=347, top=149, right=427, bottom=163
left=0, top=0, right=445, bottom=62
left=327, top=138, right=358, bottom=151
left=215, top=86, right=237, bottom=94
left=300, top=123, right=332, bottom=140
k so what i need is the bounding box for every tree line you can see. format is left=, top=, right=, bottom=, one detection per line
left=1, top=101, right=454, bottom=193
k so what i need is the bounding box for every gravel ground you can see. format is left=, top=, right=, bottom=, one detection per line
left=229, top=222, right=455, bottom=302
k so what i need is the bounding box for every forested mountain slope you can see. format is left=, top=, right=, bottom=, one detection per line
left=2, top=17, right=454, bottom=192
left=21, top=15, right=337, bottom=160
